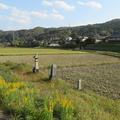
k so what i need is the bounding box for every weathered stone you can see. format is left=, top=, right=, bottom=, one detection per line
left=49, top=64, right=57, bottom=80
left=77, top=79, right=82, bottom=90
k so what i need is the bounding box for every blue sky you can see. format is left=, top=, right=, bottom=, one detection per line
left=0, top=0, right=120, bottom=30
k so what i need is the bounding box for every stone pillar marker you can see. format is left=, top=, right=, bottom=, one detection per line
left=33, top=54, right=39, bottom=73
left=77, top=79, right=82, bottom=90
left=49, top=64, right=57, bottom=80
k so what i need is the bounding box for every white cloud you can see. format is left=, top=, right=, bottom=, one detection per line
left=43, top=0, right=75, bottom=11
left=78, top=1, right=102, bottom=9
left=50, top=12, right=64, bottom=20
left=54, top=0, right=75, bottom=11
left=77, top=1, right=85, bottom=6
left=52, top=9, right=59, bottom=13
left=0, top=3, right=31, bottom=25
left=31, top=11, right=64, bottom=20
left=43, top=0, right=53, bottom=6
left=86, top=1, right=102, bottom=9
left=0, top=1, right=65, bottom=25
left=8, top=16, right=31, bottom=24
left=0, top=3, right=9, bottom=10
left=8, top=8, right=31, bottom=24
left=31, top=11, right=48, bottom=18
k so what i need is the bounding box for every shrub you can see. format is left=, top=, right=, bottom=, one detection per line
left=36, top=92, right=74, bottom=120
left=0, top=76, right=37, bottom=119
left=0, top=76, right=74, bottom=120
left=54, top=93, right=74, bottom=120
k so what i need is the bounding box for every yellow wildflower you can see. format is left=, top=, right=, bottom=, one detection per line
left=48, top=100, right=56, bottom=112
left=9, top=82, right=25, bottom=89
left=0, top=77, right=6, bottom=86
left=24, top=96, right=29, bottom=104
left=5, top=88, right=17, bottom=95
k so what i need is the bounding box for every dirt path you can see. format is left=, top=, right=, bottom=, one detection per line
left=0, top=110, right=10, bottom=120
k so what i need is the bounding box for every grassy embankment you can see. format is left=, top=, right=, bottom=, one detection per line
left=0, top=47, right=120, bottom=119
left=0, top=63, right=120, bottom=120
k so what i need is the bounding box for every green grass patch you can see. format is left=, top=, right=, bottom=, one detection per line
left=0, top=64, right=20, bottom=82
left=0, top=48, right=88, bottom=56
left=86, top=43, right=120, bottom=53
left=96, top=51, right=120, bottom=58
left=0, top=62, right=120, bottom=120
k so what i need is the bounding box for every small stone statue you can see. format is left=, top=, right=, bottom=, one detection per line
left=33, top=54, right=39, bottom=73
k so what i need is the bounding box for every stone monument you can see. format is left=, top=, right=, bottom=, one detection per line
left=49, top=64, right=57, bottom=80
left=77, top=79, right=82, bottom=90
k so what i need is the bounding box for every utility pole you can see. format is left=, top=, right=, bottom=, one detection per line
left=13, top=31, right=15, bottom=42
left=68, top=23, right=72, bottom=35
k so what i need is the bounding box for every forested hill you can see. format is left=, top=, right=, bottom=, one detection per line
left=0, top=19, right=120, bottom=47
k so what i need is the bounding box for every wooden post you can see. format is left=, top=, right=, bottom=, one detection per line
left=49, top=64, right=57, bottom=80
left=33, top=54, right=39, bottom=73
left=77, top=79, right=82, bottom=90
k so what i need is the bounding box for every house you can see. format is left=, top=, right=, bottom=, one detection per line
left=48, top=43, right=60, bottom=47
left=105, top=32, right=120, bottom=43
left=81, top=37, right=88, bottom=42
left=95, top=39, right=102, bottom=43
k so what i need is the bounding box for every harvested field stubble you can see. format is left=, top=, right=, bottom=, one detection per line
left=0, top=54, right=119, bottom=68
left=57, top=63, right=120, bottom=99
left=0, top=53, right=120, bottom=99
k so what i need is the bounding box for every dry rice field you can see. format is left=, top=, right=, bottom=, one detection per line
left=57, top=63, right=120, bottom=99
left=0, top=53, right=120, bottom=99
left=0, top=53, right=119, bottom=68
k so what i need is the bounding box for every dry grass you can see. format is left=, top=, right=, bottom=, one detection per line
left=0, top=53, right=119, bottom=68
left=0, top=52, right=120, bottom=99
left=0, top=48, right=87, bottom=55
left=57, top=63, right=120, bottom=99
left=0, top=52, right=120, bottom=119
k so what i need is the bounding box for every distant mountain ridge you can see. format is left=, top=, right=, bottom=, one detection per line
left=0, top=19, right=120, bottom=47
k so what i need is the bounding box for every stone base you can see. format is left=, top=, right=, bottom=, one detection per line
left=32, top=67, right=39, bottom=73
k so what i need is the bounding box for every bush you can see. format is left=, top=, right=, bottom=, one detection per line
left=36, top=92, right=74, bottom=120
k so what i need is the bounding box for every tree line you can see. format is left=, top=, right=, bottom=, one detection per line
left=0, top=19, right=120, bottom=48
